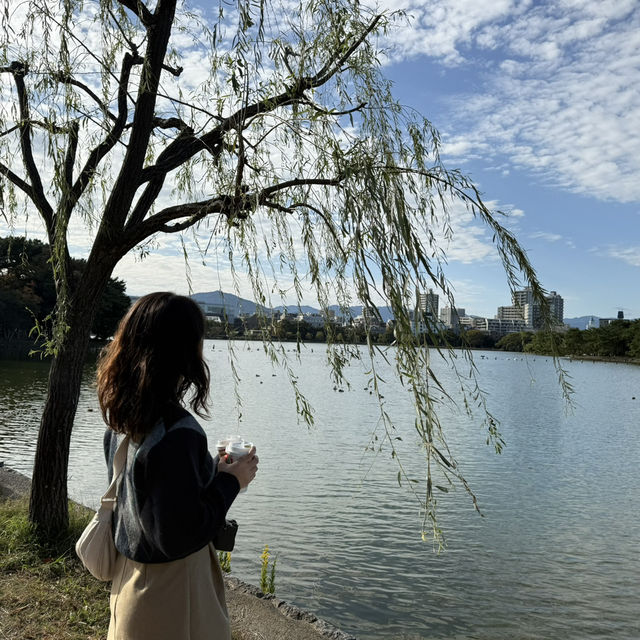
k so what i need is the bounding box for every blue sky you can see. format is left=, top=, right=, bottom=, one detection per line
left=2, top=1, right=638, bottom=320
left=109, top=0, right=639, bottom=320
left=372, top=0, right=639, bottom=319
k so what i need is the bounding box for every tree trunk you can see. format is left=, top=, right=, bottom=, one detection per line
left=28, top=260, right=115, bottom=538
left=28, top=320, right=92, bottom=537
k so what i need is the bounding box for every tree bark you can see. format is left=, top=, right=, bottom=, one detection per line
left=28, top=258, right=116, bottom=537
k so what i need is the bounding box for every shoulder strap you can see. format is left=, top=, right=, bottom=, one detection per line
left=101, top=435, right=130, bottom=507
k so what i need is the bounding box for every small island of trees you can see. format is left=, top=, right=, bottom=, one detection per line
left=493, top=323, right=640, bottom=361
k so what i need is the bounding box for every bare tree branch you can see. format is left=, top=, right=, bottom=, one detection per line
left=131, top=175, right=345, bottom=244
left=71, top=52, right=141, bottom=208
left=283, top=45, right=298, bottom=76
left=128, top=196, right=230, bottom=242
left=153, top=116, right=193, bottom=133
left=8, top=62, right=54, bottom=229
left=0, top=161, right=36, bottom=201
left=2, top=118, right=70, bottom=135
left=258, top=177, right=343, bottom=200
left=162, top=63, right=183, bottom=77
left=63, top=121, right=79, bottom=191
left=107, top=5, right=140, bottom=56
left=156, top=91, right=224, bottom=124
left=103, top=0, right=178, bottom=232
left=302, top=98, right=367, bottom=117
left=311, top=14, right=383, bottom=85
left=133, top=16, right=381, bottom=193
left=117, top=0, right=154, bottom=27
left=234, top=128, right=246, bottom=199
left=53, top=72, right=118, bottom=123
left=0, top=124, right=21, bottom=138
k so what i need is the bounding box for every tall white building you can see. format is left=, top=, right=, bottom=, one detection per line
left=439, top=307, right=465, bottom=332
left=507, top=287, right=564, bottom=330
left=409, top=289, right=440, bottom=335
left=546, top=291, right=564, bottom=325
left=417, top=289, right=439, bottom=319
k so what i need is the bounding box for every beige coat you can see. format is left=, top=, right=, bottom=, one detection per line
left=108, top=543, right=230, bottom=640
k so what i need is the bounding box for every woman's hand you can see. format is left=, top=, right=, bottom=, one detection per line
left=218, top=446, right=259, bottom=489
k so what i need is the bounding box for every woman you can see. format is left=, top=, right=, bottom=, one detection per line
left=96, top=292, right=258, bottom=640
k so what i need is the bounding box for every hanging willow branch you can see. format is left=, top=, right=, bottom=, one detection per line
left=0, top=0, right=567, bottom=543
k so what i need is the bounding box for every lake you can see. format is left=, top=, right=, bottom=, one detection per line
left=1, top=343, right=639, bottom=640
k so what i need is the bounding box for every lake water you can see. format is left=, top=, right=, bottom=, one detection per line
left=1, top=343, right=639, bottom=640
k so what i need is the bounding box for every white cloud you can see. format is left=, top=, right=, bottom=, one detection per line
left=601, top=245, right=640, bottom=267
left=439, top=138, right=477, bottom=157
left=529, top=231, right=563, bottom=242
left=379, top=1, right=640, bottom=204
left=379, top=0, right=521, bottom=64
left=446, top=277, right=492, bottom=312
left=112, top=250, right=234, bottom=297
left=431, top=199, right=501, bottom=265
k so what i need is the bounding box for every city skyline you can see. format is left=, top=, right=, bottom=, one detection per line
left=192, top=285, right=622, bottom=325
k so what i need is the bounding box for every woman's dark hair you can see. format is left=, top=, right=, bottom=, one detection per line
left=97, top=292, right=210, bottom=439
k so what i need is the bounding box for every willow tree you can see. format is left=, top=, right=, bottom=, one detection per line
left=0, top=0, right=550, bottom=540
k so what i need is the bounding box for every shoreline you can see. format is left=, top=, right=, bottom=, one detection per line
left=0, top=465, right=356, bottom=640
left=560, top=354, right=640, bottom=365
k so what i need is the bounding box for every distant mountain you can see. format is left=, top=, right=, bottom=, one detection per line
left=273, top=304, right=325, bottom=315
left=191, top=291, right=394, bottom=321
left=276, top=304, right=394, bottom=321
left=191, top=290, right=268, bottom=316
left=564, top=316, right=599, bottom=330
left=329, top=304, right=394, bottom=322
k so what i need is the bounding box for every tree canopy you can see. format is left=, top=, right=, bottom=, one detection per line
left=506, top=323, right=640, bottom=359
left=0, top=0, right=556, bottom=541
left=0, top=236, right=130, bottom=344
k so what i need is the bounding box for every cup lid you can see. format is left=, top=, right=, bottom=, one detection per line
left=226, top=440, right=252, bottom=454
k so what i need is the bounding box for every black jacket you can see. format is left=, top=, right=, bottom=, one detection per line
left=104, top=408, right=239, bottom=563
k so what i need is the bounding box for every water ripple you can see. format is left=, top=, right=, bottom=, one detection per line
left=1, top=349, right=639, bottom=640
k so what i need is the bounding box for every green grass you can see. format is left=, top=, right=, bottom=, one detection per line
left=0, top=498, right=244, bottom=639
left=0, top=498, right=110, bottom=639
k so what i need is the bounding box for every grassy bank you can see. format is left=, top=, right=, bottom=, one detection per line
left=0, top=499, right=252, bottom=640
left=0, top=498, right=110, bottom=639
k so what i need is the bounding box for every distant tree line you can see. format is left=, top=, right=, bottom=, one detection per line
left=205, top=316, right=482, bottom=348
left=0, top=237, right=130, bottom=357
left=204, top=314, right=398, bottom=345
left=205, top=315, right=640, bottom=359
left=493, top=321, right=640, bottom=359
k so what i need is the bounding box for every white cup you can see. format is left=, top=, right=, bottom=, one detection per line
left=225, top=440, right=254, bottom=493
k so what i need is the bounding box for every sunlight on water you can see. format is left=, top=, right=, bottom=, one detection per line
left=1, top=345, right=639, bottom=640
